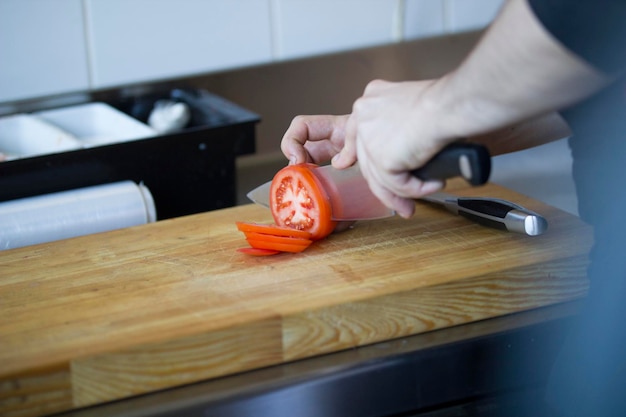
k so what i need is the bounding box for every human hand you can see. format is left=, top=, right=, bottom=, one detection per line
left=280, top=114, right=356, bottom=232
left=332, top=79, right=451, bottom=218
left=281, top=114, right=350, bottom=165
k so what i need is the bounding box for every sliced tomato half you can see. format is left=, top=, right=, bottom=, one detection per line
left=269, top=164, right=337, bottom=240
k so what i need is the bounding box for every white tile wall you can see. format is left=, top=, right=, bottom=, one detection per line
left=0, top=0, right=90, bottom=103
left=404, top=0, right=445, bottom=40
left=85, top=0, right=273, bottom=88
left=445, top=0, right=505, bottom=32
left=273, top=0, right=401, bottom=60
left=0, top=0, right=507, bottom=103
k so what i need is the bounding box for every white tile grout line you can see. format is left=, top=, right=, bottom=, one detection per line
left=442, top=0, right=453, bottom=33
left=269, top=0, right=283, bottom=61
left=393, top=0, right=406, bottom=42
left=80, top=0, right=97, bottom=89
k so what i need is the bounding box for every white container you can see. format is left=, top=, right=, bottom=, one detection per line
left=35, top=102, right=157, bottom=147
left=0, top=114, right=81, bottom=160
left=0, top=181, right=157, bottom=250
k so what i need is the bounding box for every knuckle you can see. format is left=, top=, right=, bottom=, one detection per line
left=290, top=114, right=306, bottom=126
left=364, top=79, right=387, bottom=95
left=352, top=97, right=366, bottom=114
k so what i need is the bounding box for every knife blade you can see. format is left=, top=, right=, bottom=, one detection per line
left=420, top=192, right=548, bottom=236
left=247, top=142, right=491, bottom=221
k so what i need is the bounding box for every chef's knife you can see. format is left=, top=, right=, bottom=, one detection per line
left=421, top=192, right=548, bottom=236
left=247, top=142, right=491, bottom=221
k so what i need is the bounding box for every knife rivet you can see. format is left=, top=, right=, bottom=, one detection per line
left=459, top=155, right=472, bottom=180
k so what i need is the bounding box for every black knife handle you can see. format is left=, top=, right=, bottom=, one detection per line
left=456, top=197, right=548, bottom=236
left=457, top=198, right=515, bottom=231
left=458, top=197, right=519, bottom=217
left=411, top=143, right=491, bottom=186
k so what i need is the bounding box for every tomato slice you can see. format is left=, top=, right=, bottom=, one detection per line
left=269, top=164, right=337, bottom=240
left=235, top=221, right=314, bottom=255
left=243, top=231, right=312, bottom=246
left=235, top=222, right=313, bottom=239
left=237, top=247, right=281, bottom=256
left=246, top=238, right=310, bottom=253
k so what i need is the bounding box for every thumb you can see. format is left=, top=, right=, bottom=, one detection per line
left=332, top=115, right=357, bottom=169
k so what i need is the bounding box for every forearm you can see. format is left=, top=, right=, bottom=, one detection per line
left=470, top=112, right=571, bottom=155
left=428, top=0, right=610, bottom=142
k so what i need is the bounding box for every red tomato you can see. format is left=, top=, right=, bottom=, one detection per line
left=269, top=164, right=337, bottom=240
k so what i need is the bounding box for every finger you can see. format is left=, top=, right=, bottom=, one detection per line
left=397, top=179, right=443, bottom=217
left=376, top=172, right=444, bottom=217
left=359, top=151, right=443, bottom=218
left=375, top=187, right=417, bottom=219
left=331, top=114, right=358, bottom=169
left=281, top=115, right=347, bottom=164
left=280, top=116, right=310, bottom=164
left=416, top=179, right=445, bottom=197
left=348, top=139, right=414, bottom=217
left=381, top=173, right=445, bottom=200
left=364, top=169, right=418, bottom=218
left=303, top=140, right=344, bottom=164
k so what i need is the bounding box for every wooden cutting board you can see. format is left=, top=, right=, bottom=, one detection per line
left=0, top=181, right=592, bottom=417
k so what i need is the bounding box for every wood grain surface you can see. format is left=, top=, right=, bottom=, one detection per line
left=0, top=181, right=592, bottom=417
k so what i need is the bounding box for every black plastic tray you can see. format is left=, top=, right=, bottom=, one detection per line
left=0, top=89, right=259, bottom=220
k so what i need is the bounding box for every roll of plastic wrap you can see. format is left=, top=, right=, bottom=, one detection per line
left=0, top=181, right=156, bottom=250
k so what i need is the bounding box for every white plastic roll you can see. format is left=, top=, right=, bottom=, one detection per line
left=0, top=181, right=156, bottom=250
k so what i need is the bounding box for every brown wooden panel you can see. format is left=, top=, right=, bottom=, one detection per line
left=0, top=365, right=72, bottom=417
left=71, top=318, right=282, bottom=407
